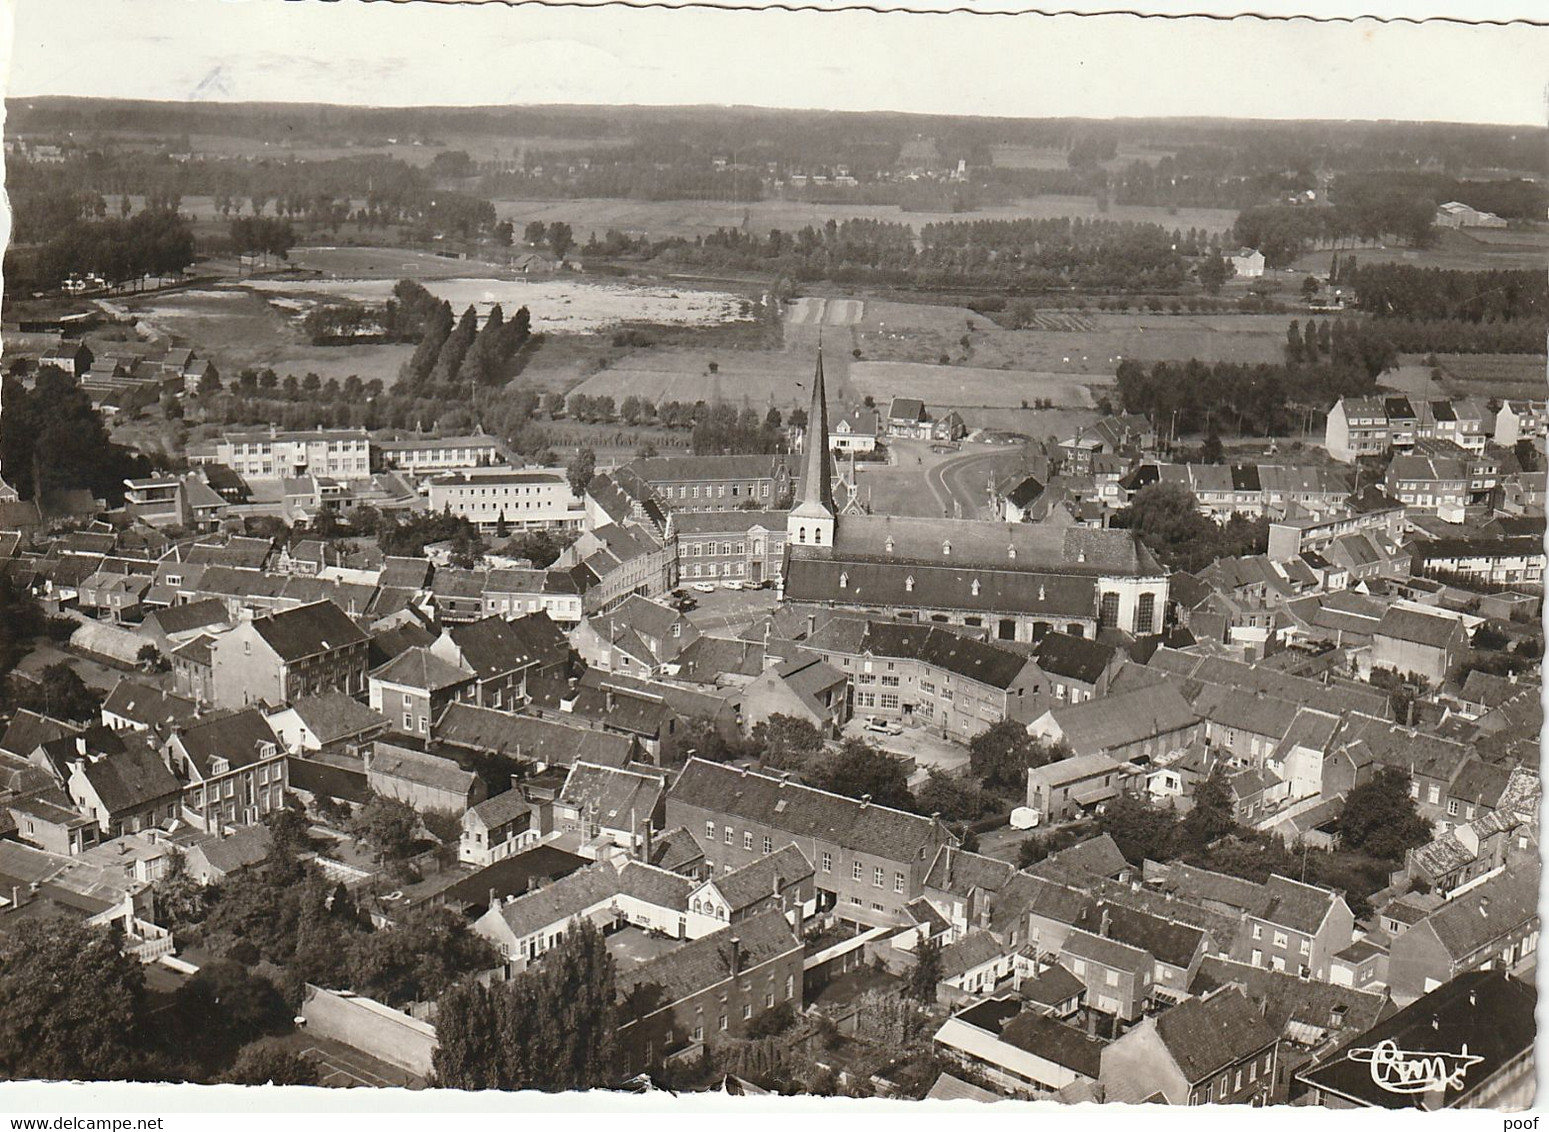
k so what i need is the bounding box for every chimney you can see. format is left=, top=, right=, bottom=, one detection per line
left=1099, top=908, right=1111, bottom=938
left=860, top=794, right=872, bottom=809
left=729, top=936, right=742, bottom=976
left=76, top=736, right=87, bottom=755
left=1480, top=895, right=1491, bottom=918
left=806, top=614, right=815, bottom=638
left=639, top=819, right=653, bottom=863
left=489, top=888, right=498, bottom=912
left=605, top=689, right=616, bottom=712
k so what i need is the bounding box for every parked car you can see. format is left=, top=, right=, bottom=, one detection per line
left=721, top=579, right=743, bottom=591
left=672, top=595, right=698, bottom=612
left=863, top=715, right=903, bottom=736
left=691, top=582, right=716, bottom=593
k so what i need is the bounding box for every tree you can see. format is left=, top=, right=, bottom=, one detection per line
left=10, top=661, right=103, bottom=722
left=566, top=447, right=596, bottom=497
left=1179, top=766, right=1237, bottom=849
left=912, top=768, right=989, bottom=822
left=1336, top=767, right=1434, bottom=860
left=151, top=850, right=209, bottom=930
left=351, top=794, right=421, bottom=862
left=0, top=917, right=147, bottom=1081
left=906, top=934, right=943, bottom=1003
left=805, top=739, right=913, bottom=811
left=1199, top=430, right=1224, bottom=465
left=1300, top=274, right=1321, bottom=300
left=1198, top=255, right=1233, bottom=294
left=346, top=906, right=499, bottom=1008
left=523, top=220, right=548, bottom=247
left=136, top=643, right=169, bottom=672
left=749, top=713, right=824, bottom=772
left=197, top=365, right=223, bottom=397
left=1096, top=791, right=1179, bottom=865
left=968, top=720, right=1064, bottom=793
left=546, top=221, right=574, bottom=260
left=172, top=960, right=290, bottom=1053
left=433, top=918, right=617, bottom=1090
left=218, top=1045, right=319, bottom=1087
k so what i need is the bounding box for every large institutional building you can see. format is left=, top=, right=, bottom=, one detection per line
left=779, top=352, right=1170, bottom=643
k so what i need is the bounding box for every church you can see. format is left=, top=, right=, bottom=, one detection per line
left=780, top=350, right=1170, bottom=644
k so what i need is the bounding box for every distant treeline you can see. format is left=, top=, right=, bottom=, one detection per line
left=1288, top=316, right=1545, bottom=361
left=1115, top=357, right=1378, bottom=438
left=1348, top=265, right=1544, bottom=324
left=5, top=207, right=195, bottom=293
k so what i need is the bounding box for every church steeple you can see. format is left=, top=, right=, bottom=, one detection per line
left=788, top=346, right=835, bottom=550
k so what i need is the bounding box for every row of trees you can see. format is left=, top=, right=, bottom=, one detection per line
left=1348, top=264, right=1545, bottom=325
left=1114, top=355, right=1382, bottom=441
left=8, top=207, right=196, bottom=292
left=401, top=302, right=533, bottom=396
left=1231, top=198, right=1435, bottom=268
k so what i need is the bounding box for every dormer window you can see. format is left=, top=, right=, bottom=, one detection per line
left=905, top=575, right=915, bottom=593
left=942, top=540, right=952, bottom=557
left=1038, top=584, right=1047, bottom=602
left=210, top=757, right=229, bottom=776
left=1008, top=545, right=1017, bottom=560
left=884, top=536, right=894, bottom=553
left=971, top=579, right=981, bottom=597
left=839, top=572, right=849, bottom=589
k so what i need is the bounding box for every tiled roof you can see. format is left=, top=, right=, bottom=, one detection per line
left=1019, top=963, right=1086, bottom=1008
left=173, top=709, right=280, bottom=775
left=1375, top=606, right=1465, bottom=650
left=442, top=613, right=566, bottom=678
left=1153, top=987, right=1280, bottom=1084
left=0, top=710, right=77, bottom=760
left=997, top=1009, right=1106, bottom=1078
left=1043, top=683, right=1198, bottom=754
left=924, top=845, right=1015, bottom=897
left=439, top=845, right=588, bottom=911
left=144, top=598, right=230, bottom=636
left=76, top=740, right=181, bottom=814
left=630, top=454, right=789, bottom=484
left=1029, top=834, right=1130, bottom=882
left=372, top=646, right=474, bottom=692
left=991, top=872, right=1091, bottom=937
left=464, top=789, right=533, bottom=831
left=1073, top=902, right=1204, bottom=970
left=100, top=680, right=198, bottom=733
left=649, top=826, right=707, bottom=873
left=285, top=691, right=387, bottom=744
left=1257, top=876, right=1340, bottom=935
left=1157, top=862, right=1264, bottom=915
left=1060, top=927, right=1150, bottom=974
left=491, top=860, right=692, bottom=941
left=368, top=744, right=477, bottom=797
left=785, top=557, right=1097, bottom=619
left=434, top=703, right=634, bottom=768
left=1033, top=632, right=1118, bottom=686
left=250, top=600, right=370, bottom=661
left=939, top=929, right=1010, bottom=980
left=614, top=909, right=799, bottom=1006
left=1421, top=866, right=1539, bottom=961
left=667, top=758, right=949, bottom=865
left=710, top=844, right=813, bottom=910
left=191, top=825, right=273, bottom=875
left=558, top=762, right=666, bottom=832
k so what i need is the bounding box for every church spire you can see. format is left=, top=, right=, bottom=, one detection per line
left=788, top=346, right=835, bottom=550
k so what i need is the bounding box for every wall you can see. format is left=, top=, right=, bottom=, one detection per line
left=300, top=985, right=436, bottom=1079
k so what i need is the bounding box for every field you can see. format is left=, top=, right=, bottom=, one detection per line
left=1289, top=227, right=1549, bottom=274
left=849, top=361, right=1097, bottom=409
left=122, top=288, right=414, bottom=383
left=846, top=302, right=1289, bottom=377
left=490, top=195, right=1241, bottom=243
left=1385, top=353, right=1546, bottom=402
left=566, top=347, right=810, bottom=411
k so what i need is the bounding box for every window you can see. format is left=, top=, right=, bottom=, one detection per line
left=706, top=821, right=716, bottom=840
left=821, top=852, right=832, bottom=873
left=763, top=836, right=773, bottom=855
left=1299, top=938, right=1311, bottom=957
left=742, top=1003, right=752, bottom=1020
left=881, top=675, right=900, bottom=687
left=1447, top=799, right=1460, bottom=817
left=894, top=872, right=904, bottom=893
left=765, top=993, right=775, bottom=1008
left=744, top=832, right=754, bottom=851
left=852, top=861, right=863, bottom=881
left=693, top=1026, right=704, bottom=1042
left=1251, top=924, right=1262, bottom=940
left=1273, top=931, right=1288, bottom=949
left=719, top=1015, right=728, bottom=1031
left=1105, top=969, right=1119, bottom=987
left=1427, top=784, right=1440, bottom=805
left=880, top=694, right=899, bottom=710
left=1071, top=958, right=1086, bottom=976
left=1098, top=592, right=1120, bottom=628
left=873, top=867, right=884, bottom=888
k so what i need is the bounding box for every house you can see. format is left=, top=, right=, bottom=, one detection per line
left=265, top=691, right=388, bottom=753
left=625, top=454, right=793, bottom=512
left=1024, top=754, right=1127, bottom=824
left=138, top=598, right=231, bottom=656
left=1029, top=632, right=1125, bottom=714
left=65, top=738, right=183, bottom=837
left=183, top=825, right=275, bottom=885
left=1242, top=875, right=1355, bottom=982
left=164, top=709, right=288, bottom=832
left=7, top=794, right=100, bottom=856
left=686, top=843, right=815, bottom=926
left=740, top=656, right=849, bottom=736
left=1057, top=927, right=1154, bottom=1022
left=552, top=761, right=667, bottom=856
left=429, top=613, right=569, bottom=710
left=433, top=703, right=637, bottom=773
left=209, top=600, right=371, bottom=709
left=885, top=397, right=933, bottom=440
left=170, top=634, right=216, bottom=704
left=665, top=758, right=957, bottom=929
left=458, top=790, right=540, bottom=867
left=434, top=844, right=588, bottom=916
left=932, top=997, right=1105, bottom=1098
left=1027, top=682, right=1200, bottom=763
left=1383, top=865, right=1539, bottom=1005
left=1371, top=606, right=1467, bottom=685
left=368, top=646, right=476, bottom=739
left=573, top=595, right=699, bottom=677
left=1099, top=986, right=1280, bottom=1104
left=1070, top=901, right=1208, bottom=1006
left=1297, top=970, right=1534, bottom=1110
left=800, top=617, right=1043, bottom=737
left=365, top=742, right=485, bottom=814
left=614, top=911, right=804, bottom=1076
left=831, top=406, right=880, bottom=454
left=1411, top=535, right=1545, bottom=589
left=426, top=468, right=583, bottom=535
left=1493, top=400, right=1548, bottom=449
left=99, top=680, right=199, bottom=737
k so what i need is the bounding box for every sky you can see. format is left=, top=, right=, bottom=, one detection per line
left=4, top=0, right=1548, bottom=126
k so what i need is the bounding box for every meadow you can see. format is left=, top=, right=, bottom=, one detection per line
left=848, top=361, right=1098, bottom=409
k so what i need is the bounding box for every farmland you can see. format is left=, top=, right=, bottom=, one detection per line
left=566, top=347, right=812, bottom=412
left=1384, top=353, right=1545, bottom=404
left=490, top=195, right=1241, bottom=244
left=1288, top=227, right=1549, bottom=274
left=849, top=361, right=1098, bottom=410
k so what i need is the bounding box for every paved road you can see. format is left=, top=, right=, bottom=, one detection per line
left=925, top=447, right=1018, bottom=520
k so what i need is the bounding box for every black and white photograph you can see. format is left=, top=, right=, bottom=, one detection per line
left=0, top=0, right=1542, bottom=1115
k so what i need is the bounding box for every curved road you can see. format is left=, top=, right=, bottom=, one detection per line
left=925, top=447, right=1023, bottom=520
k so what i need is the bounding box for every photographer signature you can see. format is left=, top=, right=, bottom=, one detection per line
left=1347, top=1040, right=1484, bottom=1095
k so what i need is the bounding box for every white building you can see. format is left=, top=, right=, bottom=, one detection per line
left=376, top=434, right=507, bottom=474
left=215, top=428, right=373, bottom=480
left=427, top=468, right=584, bottom=535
